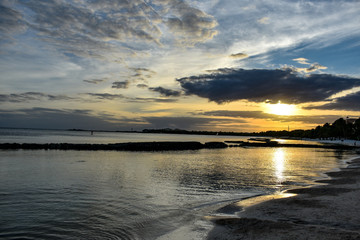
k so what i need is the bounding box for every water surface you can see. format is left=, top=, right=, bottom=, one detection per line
left=0, top=129, right=357, bottom=239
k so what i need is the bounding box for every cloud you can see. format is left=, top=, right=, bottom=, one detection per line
left=148, top=87, right=182, bottom=97
left=257, top=17, right=269, bottom=24
left=126, top=67, right=156, bottom=82
left=291, top=58, right=328, bottom=73
left=0, top=2, right=27, bottom=44
left=304, top=91, right=360, bottom=111
left=24, top=0, right=161, bottom=41
left=216, top=0, right=360, bottom=66
left=293, top=58, right=310, bottom=65
left=160, top=0, right=218, bottom=45
left=200, top=110, right=340, bottom=124
left=0, top=108, right=245, bottom=131
left=2, top=0, right=217, bottom=58
left=86, top=93, right=125, bottom=100
left=0, top=107, right=146, bottom=130
left=129, top=98, right=177, bottom=103
left=130, top=67, right=156, bottom=77
left=83, top=78, right=107, bottom=84
left=86, top=93, right=177, bottom=103
left=112, top=81, right=130, bottom=89
left=230, top=53, right=249, bottom=59
left=0, top=92, right=75, bottom=103
left=304, top=63, right=327, bottom=72
left=177, top=68, right=360, bottom=104
left=144, top=116, right=246, bottom=130
left=137, top=84, right=149, bottom=88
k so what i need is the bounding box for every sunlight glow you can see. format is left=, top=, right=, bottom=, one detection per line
left=266, top=101, right=297, bottom=116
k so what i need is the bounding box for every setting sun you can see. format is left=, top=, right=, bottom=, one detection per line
left=266, top=101, right=297, bottom=116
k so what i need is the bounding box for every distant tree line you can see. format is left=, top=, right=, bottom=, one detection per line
left=142, top=117, right=360, bottom=140
left=259, top=117, right=360, bottom=140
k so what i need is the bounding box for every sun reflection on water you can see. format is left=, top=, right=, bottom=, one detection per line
left=273, top=148, right=286, bottom=184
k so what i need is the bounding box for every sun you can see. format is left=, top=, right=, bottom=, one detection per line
left=266, top=101, right=297, bottom=116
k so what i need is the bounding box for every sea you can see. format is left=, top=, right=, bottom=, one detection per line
left=0, top=128, right=358, bottom=240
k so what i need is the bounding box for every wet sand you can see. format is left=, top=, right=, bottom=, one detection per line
left=207, top=157, right=360, bottom=240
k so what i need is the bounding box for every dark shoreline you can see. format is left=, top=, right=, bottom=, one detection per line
left=0, top=140, right=358, bottom=151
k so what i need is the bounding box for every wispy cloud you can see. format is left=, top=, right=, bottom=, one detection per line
left=86, top=93, right=177, bottom=103
left=220, top=0, right=360, bottom=62
left=291, top=58, right=328, bottom=73
left=86, top=93, right=125, bottom=100
left=144, top=116, right=246, bottom=130
left=148, top=87, right=182, bottom=97
left=83, top=78, right=107, bottom=84
left=112, top=81, right=130, bottom=89
left=199, top=110, right=340, bottom=124
left=137, top=84, right=149, bottom=89
left=163, top=0, right=218, bottom=45
left=293, top=58, right=310, bottom=65
left=0, top=107, right=147, bottom=130
left=0, top=2, right=26, bottom=45
left=3, top=0, right=217, bottom=59
left=230, top=53, right=249, bottom=59
left=0, top=92, right=75, bottom=103
left=257, top=17, right=269, bottom=24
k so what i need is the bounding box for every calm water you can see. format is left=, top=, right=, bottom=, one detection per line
left=0, top=129, right=358, bottom=239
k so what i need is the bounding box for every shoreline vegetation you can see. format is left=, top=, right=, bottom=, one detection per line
left=207, top=157, right=360, bottom=240
left=141, top=116, right=360, bottom=141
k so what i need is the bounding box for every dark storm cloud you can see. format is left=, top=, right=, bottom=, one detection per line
left=177, top=68, right=360, bottom=104
left=112, top=81, right=130, bottom=89
left=144, top=116, right=246, bottom=130
left=200, top=110, right=339, bottom=124
left=148, top=87, right=182, bottom=97
left=0, top=107, right=146, bottom=130
left=0, top=92, right=74, bottom=103
left=304, top=91, right=360, bottom=111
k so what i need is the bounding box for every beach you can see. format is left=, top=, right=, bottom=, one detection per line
left=207, top=157, right=360, bottom=240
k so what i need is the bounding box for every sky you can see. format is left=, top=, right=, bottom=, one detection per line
left=1, top=0, right=360, bottom=132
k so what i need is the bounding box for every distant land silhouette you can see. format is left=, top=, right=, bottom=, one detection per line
left=142, top=117, right=360, bottom=140
left=68, top=117, right=360, bottom=141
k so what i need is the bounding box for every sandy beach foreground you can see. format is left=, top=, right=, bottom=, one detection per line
left=207, top=157, right=360, bottom=240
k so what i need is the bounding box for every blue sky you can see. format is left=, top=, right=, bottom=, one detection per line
left=1, top=0, right=360, bottom=131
